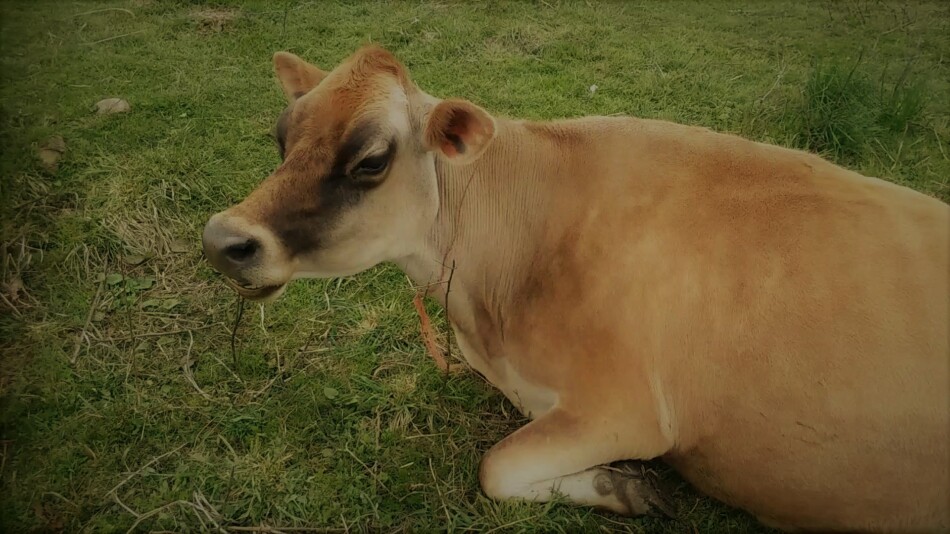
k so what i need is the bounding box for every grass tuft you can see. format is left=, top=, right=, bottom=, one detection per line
left=795, top=58, right=877, bottom=161
left=876, top=61, right=928, bottom=133
left=790, top=55, right=932, bottom=164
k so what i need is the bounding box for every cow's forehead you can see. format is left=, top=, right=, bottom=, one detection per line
left=288, top=63, right=406, bottom=155
left=293, top=46, right=410, bottom=133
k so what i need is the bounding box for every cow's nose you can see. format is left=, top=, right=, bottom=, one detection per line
left=222, top=238, right=260, bottom=263
left=202, top=215, right=262, bottom=276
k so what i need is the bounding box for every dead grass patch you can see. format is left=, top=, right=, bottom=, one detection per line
left=189, top=8, right=240, bottom=35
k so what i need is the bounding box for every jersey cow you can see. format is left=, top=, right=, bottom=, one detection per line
left=202, top=45, right=950, bottom=532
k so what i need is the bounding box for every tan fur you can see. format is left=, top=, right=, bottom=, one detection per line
left=204, top=46, right=950, bottom=532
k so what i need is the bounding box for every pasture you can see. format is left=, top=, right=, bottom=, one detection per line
left=1, top=1, right=948, bottom=532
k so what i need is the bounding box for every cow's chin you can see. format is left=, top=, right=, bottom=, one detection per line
left=291, top=258, right=385, bottom=280
left=224, top=277, right=288, bottom=303
left=222, top=256, right=384, bottom=302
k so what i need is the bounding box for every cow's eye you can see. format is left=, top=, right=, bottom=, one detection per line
left=354, top=153, right=388, bottom=175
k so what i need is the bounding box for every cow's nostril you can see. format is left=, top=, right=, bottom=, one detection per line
left=223, top=239, right=260, bottom=263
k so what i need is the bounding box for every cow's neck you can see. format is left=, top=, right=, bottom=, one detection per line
left=397, top=119, right=557, bottom=341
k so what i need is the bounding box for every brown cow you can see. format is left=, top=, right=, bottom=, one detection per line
left=202, top=45, right=950, bottom=532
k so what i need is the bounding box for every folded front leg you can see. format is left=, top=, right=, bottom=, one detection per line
left=478, top=408, right=675, bottom=517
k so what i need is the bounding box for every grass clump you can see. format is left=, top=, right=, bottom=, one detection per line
left=876, top=62, right=928, bottom=133
left=792, top=56, right=929, bottom=163
left=796, top=59, right=877, bottom=161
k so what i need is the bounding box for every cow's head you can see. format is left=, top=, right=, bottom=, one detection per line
left=202, top=45, right=496, bottom=301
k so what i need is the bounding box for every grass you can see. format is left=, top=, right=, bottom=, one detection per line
left=792, top=55, right=934, bottom=162
left=1, top=1, right=948, bottom=532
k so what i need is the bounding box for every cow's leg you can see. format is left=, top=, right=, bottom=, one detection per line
left=479, top=408, right=675, bottom=517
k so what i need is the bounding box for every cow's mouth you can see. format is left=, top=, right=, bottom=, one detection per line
left=224, top=277, right=285, bottom=301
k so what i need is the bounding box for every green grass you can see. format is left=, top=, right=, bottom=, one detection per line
left=791, top=55, right=934, bottom=163
left=1, top=1, right=948, bottom=532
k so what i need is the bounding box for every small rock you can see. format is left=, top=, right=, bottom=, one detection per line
left=3, top=276, right=24, bottom=302
left=38, top=149, right=61, bottom=169
left=122, top=254, right=147, bottom=266
left=43, top=135, right=66, bottom=152
left=169, top=239, right=190, bottom=253
left=95, top=98, right=131, bottom=114
left=38, top=135, right=66, bottom=170
left=588, top=84, right=598, bottom=96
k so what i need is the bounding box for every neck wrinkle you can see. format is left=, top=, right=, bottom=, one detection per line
left=400, top=119, right=552, bottom=323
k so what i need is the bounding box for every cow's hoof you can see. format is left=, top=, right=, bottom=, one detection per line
left=594, top=460, right=678, bottom=519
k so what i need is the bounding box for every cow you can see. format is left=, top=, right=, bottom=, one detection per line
left=201, top=45, right=950, bottom=532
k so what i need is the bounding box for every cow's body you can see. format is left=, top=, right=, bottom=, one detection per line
left=202, top=46, right=950, bottom=531
left=399, top=116, right=950, bottom=531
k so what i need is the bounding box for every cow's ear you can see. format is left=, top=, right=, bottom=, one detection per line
left=423, top=99, right=496, bottom=165
left=273, top=51, right=328, bottom=102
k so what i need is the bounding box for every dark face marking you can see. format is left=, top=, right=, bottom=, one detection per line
left=263, top=118, right=397, bottom=256
left=332, top=123, right=384, bottom=175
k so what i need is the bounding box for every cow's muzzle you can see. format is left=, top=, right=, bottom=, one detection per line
left=202, top=213, right=288, bottom=301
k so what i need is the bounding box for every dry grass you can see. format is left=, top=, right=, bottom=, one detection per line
left=190, top=8, right=242, bottom=35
